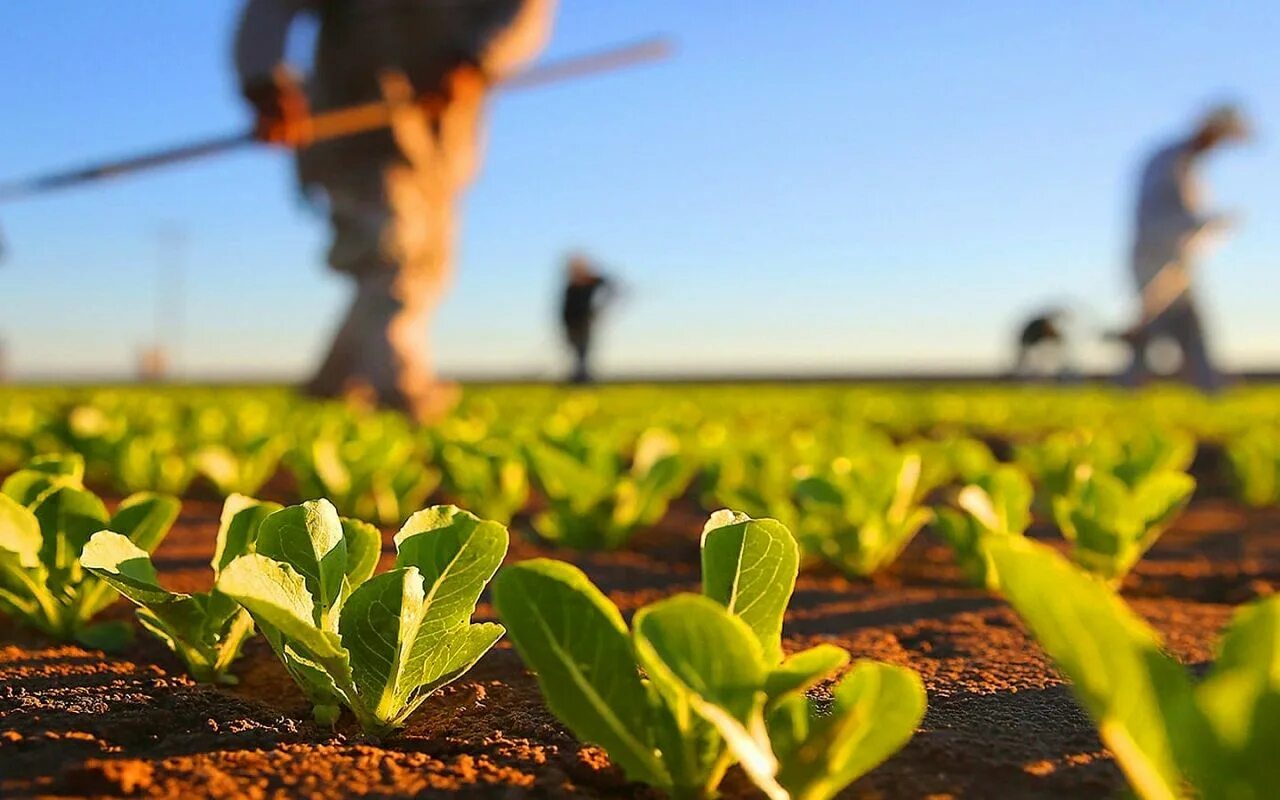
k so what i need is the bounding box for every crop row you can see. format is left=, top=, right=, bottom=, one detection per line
left=0, top=451, right=1274, bottom=800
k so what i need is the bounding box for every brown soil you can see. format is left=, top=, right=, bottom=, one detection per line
left=1, top=484, right=1276, bottom=799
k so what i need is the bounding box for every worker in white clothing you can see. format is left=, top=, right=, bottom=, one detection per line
left=1119, top=105, right=1249, bottom=391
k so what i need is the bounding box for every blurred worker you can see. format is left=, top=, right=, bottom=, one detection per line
left=560, top=253, right=614, bottom=384
left=1119, top=105, right=1249, bottom=392
left=1011, top=307, right=1072, bottom=380
left=234, top=0, right=556, bottom=420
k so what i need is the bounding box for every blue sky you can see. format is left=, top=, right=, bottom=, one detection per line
left=0, top=1, right=1276, bottom=380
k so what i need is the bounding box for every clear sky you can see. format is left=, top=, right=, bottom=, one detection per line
left=0, top=1, right=1276, bottom=380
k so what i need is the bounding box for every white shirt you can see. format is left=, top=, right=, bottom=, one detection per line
left=1131, top=137, right=1215, bottom=289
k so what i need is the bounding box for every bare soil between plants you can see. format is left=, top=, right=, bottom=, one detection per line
left=1, top=479, right=1276, bottom=798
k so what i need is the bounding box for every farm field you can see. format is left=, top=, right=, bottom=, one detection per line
left=0, top=384, right=1277, bottom=799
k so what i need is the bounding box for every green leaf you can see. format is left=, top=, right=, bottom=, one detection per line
left=701, top=510, right=799, bottom=665
left=341, top=517, right=382, bottom=587
left=492, top=559, right=666, bottom=786
left=110, top=493, right=181, bottom=553
left=32, top=485, right=108, bottom=577
left=987, top=537, right=1192, bottom=800
left=958, top=465, right=1033, bottom=536
left=81, top=530, right=213, bottom=654
left=771, top=661, right=926, bottom=800
left=764, top=643, right=850, bottom=703
left=524, top=440, right=614, bottom=511
left=1189, top=594, right=1280, bottom=797
left=1133, top=472, right=1196, bottom=538
left=338, top=567, right=426, bottom=729
left=216, top=553, right=348, bottom=668
left=213, top=494, right=281, bottom=576
left=254, top=500, right=348, bottom=620
left=0, top=548, right=60, bottom=634
left=82, top=531, right=184, bottom=606
left=633, top=594, right=770, bottom=798
left=0, top=493, right=42, bottom=569
left=410, top=620, right=504, bottom=701
left=393, top=507, right=507, bottom=703
left=75, top=619, right=133, bottom=652
left=2, top=453, right=85, bottom=506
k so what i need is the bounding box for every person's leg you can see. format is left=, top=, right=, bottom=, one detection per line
left=308, top=171, right=391, bottom=400
left=1011, top=343, right=1030, bottom=378
left=306, top=162, right=449, bottom=419
left=307, top=86, right=486, bottom=420
left=1170, top=297, right=1223, bottom=393
left=1118, top=326, right=1151, bottom=388
left=569, top=325, right=592, bottom=383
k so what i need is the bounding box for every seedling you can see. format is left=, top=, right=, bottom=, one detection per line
left=792, top=453, right=934, bottom=577
left=116, top=430, right=196, bottom=496
left=494, top=510, right=925, bottom=800
left=286, top=414, right=440, bottom=526
left=193, top=435, right=287, bottom=497
left=934, top=465, right=1033, bottom=590
left=0, top=454, right=179, bottom=648
left=1225, top=429, right=1280, bottom=508
left=437, top=439, right=529, bottom=525
left=990, top=537, right=1280, bottom=800
left=1051, top=466, right=1194, bottom=583
left=82, top=494, right=282, bottom=683
left=216, top=501, right=506, bottom=737
left=525, top=428, right=690, bottom=549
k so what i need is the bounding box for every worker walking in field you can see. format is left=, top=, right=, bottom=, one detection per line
left=234, top=0, right=556, bottom=420
left=560, top=253, right=614, bottom=384
left=1118, top=105, right=1249, bottom=392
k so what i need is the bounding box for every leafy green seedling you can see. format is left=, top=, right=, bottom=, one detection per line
left=81, top=494, right=281, bottom=683
left=525, top=428, right=690, bottom=549
left=934, top=465, right=1033, bottom=590
left=216, top=501, right=505, bottom=737
left=792, top=453, right=934, bottom=577
left=0, top=454, right=180, bottom=649
left=989, top=537, right=1280, bottom=800
left=437, top=439, right=529, bottom=525
left=1051, top=466, right=1194, bottom=583
left=193, top=435, right=287, bottom=497
left=905, top=435, right=997, bottom=499
left=1107, top=427, right=1196, bottom=489
left=286, top=415, right=441, bottom=526
left=494, top=510, right=925, bottom=800
left=1225, top=430, right=1280, bottom=508
left=115, top=431, right=197, bottom=496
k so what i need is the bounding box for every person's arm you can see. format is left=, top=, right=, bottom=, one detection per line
left=470, top=0, right=558, bottom=80
left=593, top=275, right=621, bottom=311
left=233, top=0, right=314, bottom=145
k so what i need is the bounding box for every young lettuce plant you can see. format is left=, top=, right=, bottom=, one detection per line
left=437, top=439, right=529, bottom=525
left=286, top=416, right=441, bottom=525
left=791, top=453, right=934, bottom=577
left=1224, top=429, right=1280, bottom=508
left=192, top=435, right=287, bottom=497
left=989, top=537, right=1280, bottom=800
left=525, top=428, right=690, bottom=549
left=0, top=454, right=180, bottom=649
left=115, top=431, right=197, bottom=496
left=215, top=500, right=506, bottom=737
left=494, top=510, right=925, bottom=800
left=934, top=465, right=1033, bottom=590
left=81, top=494, right=281, bottom=683
left=1051, top=466, right=1194, bottom=584
left=1106, top=426, right=1196, bottom=489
